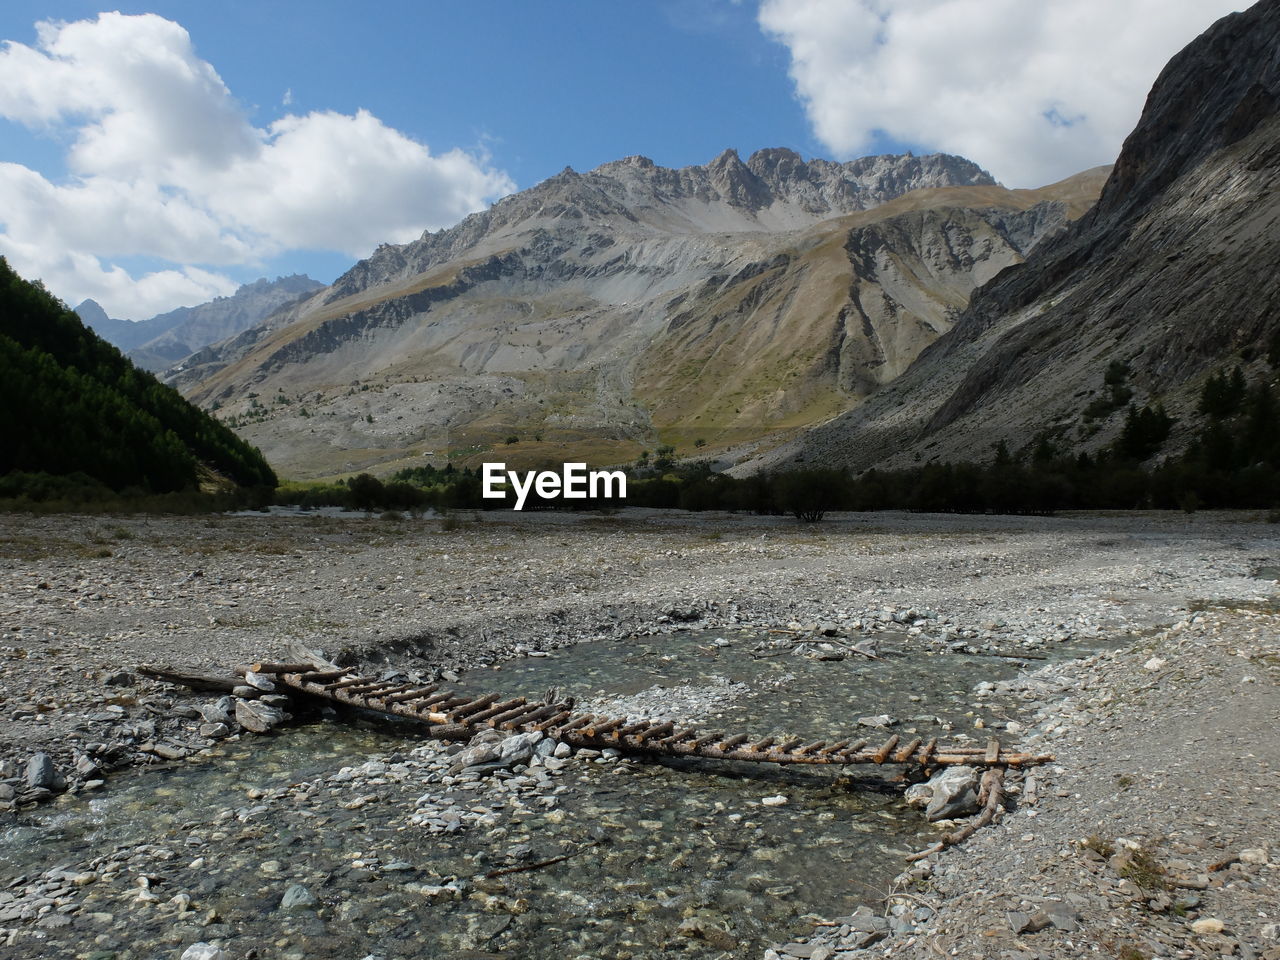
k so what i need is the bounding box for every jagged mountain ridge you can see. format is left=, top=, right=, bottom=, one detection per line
left=75, top=275, right=323, bottom=372
left=171, top=150, right=1104, bottom=479
left=752, top=0, right=1280, bottom=474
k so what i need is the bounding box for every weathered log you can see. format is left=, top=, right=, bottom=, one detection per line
left=138, top=665, right=242, bottom=692
left=873, top=736, right=900, bottom=764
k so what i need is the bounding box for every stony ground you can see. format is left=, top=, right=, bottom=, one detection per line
left=1, top=508, right=1277, bottom=959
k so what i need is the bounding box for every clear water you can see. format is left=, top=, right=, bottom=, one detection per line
left=0, top=628, right=1095, bottom=959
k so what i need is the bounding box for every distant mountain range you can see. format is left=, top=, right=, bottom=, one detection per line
left=75, top=274, right=323, bottom=372
left=141, top=0, right=1280, bottom=487
left=165, top=148, right=1103, bottom=479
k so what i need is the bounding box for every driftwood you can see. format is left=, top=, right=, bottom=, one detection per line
left=906, top=767, right=1005, bottom=862
left=137, top=664, right=242, bottom=692
left=481, top=841, right=601, bottom=879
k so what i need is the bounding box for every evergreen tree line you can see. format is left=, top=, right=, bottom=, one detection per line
left=0, top=258, right=276, bottom=496
left=278, top=366, right=1279, bottom=519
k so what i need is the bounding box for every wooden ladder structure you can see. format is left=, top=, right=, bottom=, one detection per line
left=216, top=661, right=1053, bottom=771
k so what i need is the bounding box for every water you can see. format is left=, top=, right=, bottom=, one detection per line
left=0, top=629, right=1097, bottom=959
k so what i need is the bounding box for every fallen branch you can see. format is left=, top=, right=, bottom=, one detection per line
left=906, top=767, right=1005, bottom=862
left=482, top=841, right=601, bottom=879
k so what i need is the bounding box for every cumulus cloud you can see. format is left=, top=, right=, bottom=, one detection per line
left=0, top=12, right=514, bottom=318
left=758, top=0, right=1246, bottom=187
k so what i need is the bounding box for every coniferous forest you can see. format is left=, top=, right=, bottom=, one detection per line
left=0, top=257, right=276, bottom=499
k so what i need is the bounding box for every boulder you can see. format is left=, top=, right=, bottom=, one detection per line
left=449, top=730, right=543, bottom=774
left=917, top=765, right=980, bottom=821
left=234, top=699, right=285, bottom=734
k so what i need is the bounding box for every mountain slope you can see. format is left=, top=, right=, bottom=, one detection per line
left=757, top=0, right=1280, bottom=474
left=171, top=150, right=1103, bottom=479
left=0, top=258, right=276, bottom=493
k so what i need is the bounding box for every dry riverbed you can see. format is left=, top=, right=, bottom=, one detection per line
left=1, top=508, right=1278, bottom=959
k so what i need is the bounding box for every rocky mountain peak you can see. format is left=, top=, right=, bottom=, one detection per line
left=74, top=299, right=109, bottom=326
left=1098, top=0, right=1280, bottom=223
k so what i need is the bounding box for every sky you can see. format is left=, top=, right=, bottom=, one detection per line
left=0, top=0, right=1246, bottom=320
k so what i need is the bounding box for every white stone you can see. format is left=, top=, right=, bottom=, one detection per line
left=761, top=795, right=788, bottom=806
left=181, top=944, right=228, bottom=960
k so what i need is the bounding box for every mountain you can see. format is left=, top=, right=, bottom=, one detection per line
left=73, top=298, right=159, bottom=352
left=0, top=257, right=276, bottom=494
left=75, top=275, right=324, bottom=372
left=127, top=275, right=324, bottom=372
left=747, top=0, right=1280, bottom=475
left=169, top=149, right=1104, bottom=479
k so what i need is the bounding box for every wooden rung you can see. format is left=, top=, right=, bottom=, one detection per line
left=295, top=668, right=349, bottom=682
left=414, top=691, right=457, bottom=708
left=495, top=703, right=549, bottom=730
left=447, top=693, right=500, bottom=720
left=685, top=732, right=723, bottom=750
left=506, top=704, right=559, bottom=730
left=844, top=738, right=870, bottom=756
left=382, top=685, right=440, bottom=704
left=585, top=717, right=626, bottom=737
left=532, top=710, right=573, bottom=732
left=341, top=679, right=407, bottom=696
left=250, top=662, right=316, bottom=674
left=893, top=738, right=923, bottom=763
left=657, top=728, right=698, bottom=746
left=485, top=702, right=538, bottom=727
left=466, top=698, right=526, bottom=725
left=747, top=736, right=776, bottom=752
left=773, top=738, right=803, bottom=754
left=819, top=739, right=851, bottom=755
left=797, top=740, right=827, bottom=755
left=556, top=715, right=595, bottom=734
left=919, top=738, right=938, bottom=765
left=616, top=720, right=651, bottom=738
left=985, top=739, right=1001, bottom=764
left=873, top=735, right=900, bottom=764
left=365, top=683, right=418, bottom=701
left=718, top=734, right=750, bottom=751
left=635, top=722, right=674, bottom=742
left=327, top=676, right=376, bottom=691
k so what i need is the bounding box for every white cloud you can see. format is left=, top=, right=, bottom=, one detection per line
left=758, top=0, right=1246, bottom=187
left=0, top=12, right=514, bottom=319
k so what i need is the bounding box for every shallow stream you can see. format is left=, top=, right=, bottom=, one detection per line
left=0, top=629, right=1100, bottom=959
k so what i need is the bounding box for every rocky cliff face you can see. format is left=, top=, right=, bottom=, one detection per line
left=757, top=0, right=1280, bottom=474
left=170, top=149, right=1102, bottom=479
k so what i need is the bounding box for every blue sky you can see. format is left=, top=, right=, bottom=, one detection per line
left=0, top=1, right=1244, bottom=319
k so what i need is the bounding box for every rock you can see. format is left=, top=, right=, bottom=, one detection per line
left=922, top=766, right=980, bottom=821
left=150, top=743, right=189, bottom=761
left=552, top=741, right=572, bottom=759
left=675, top=917, right=736, bottom=949
left=904, top=783, right=932, bottom=809
left=1046, top=905, right=1080, bottom=931
left=25, top=752, right=56, bottom=790
left=198, top=722, right=230, bottom=739
left=230, top=685, right=260, bottom=699
left=234, top=699, right=285, bottom=734
left=1143, top=657, right=1166, bottom=671
left=761, top=795, right=788, bottom=806
left=857, top=714, right=896, bottom=729
left=198, top=699, right=232, bottom=724
left=242, top=671, right=275, bottom=692
left=280, top=883, right=317, bottom=911
left=1008, top=910, right=1052, bottom=934
left=180, top=943, right=228, bottom=960
left=449, top=730, right=543, bottom=774
left=103, top=671, right=135, bottom=687
left=1240, top=847, right=1269, bottom=865
left=1191, top=918, right=1225, bottom=935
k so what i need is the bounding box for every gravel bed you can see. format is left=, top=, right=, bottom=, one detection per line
left=1, top=508, right=1277, bottom=958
